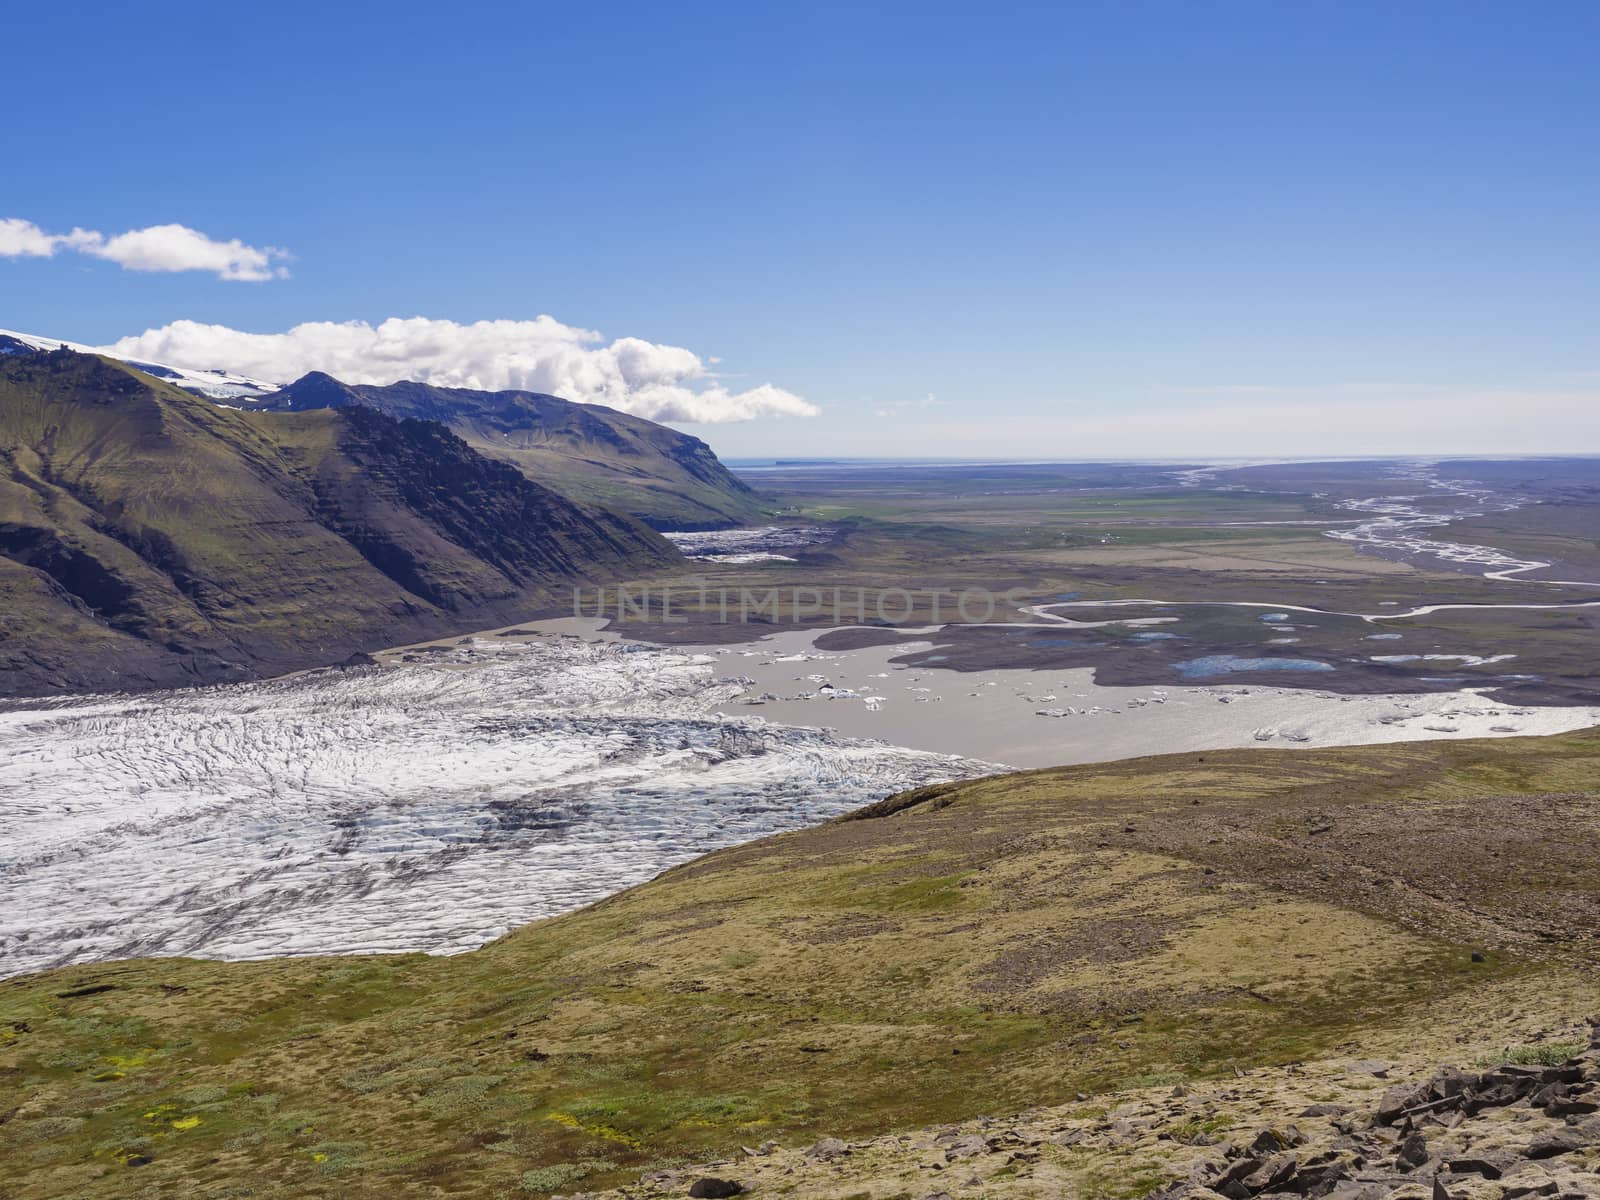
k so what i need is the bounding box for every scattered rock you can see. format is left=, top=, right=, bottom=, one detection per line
left=1445, top=1155, right=1506, bottom=1179
left=1163, top=1021, right=1600, bottom=1200
left=1376, top=1083, right=1430, bottom=1123
left=1347, top=1060, right=1391, bottom=1078
left=1544, top=1096, right=1598, bottom=1117
left=687, top=1179, right=743, bottom=1199
left=1242, top=1153, right=1299, bottom=1192
left=805, top=1137, right=849, bottom=1161
left=943, top=1133, right=988, bottom=1161
left=1395, top=1131, right=1429, bottom=1170
left=1524, top=1132, right=1580, bottom=1160
left=1249, top=1129, right=1292, bottom=1155
left=580, top=1020, right=1600, bottom=1200
left=1427, top=1066, right=1469, bottom=1100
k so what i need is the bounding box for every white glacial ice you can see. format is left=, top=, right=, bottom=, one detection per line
left=662, top=526, right=833, bottom=562
left=0, top=634, right=993, bottom=979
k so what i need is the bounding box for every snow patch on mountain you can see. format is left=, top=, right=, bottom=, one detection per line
left=0, top=327, right=276, bottom=400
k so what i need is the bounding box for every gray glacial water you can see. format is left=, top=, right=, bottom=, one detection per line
left=1324, top=461, right=1599, bottom=586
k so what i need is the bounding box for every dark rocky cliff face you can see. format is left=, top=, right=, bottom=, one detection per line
left=0, top=349, right=678, bottom=696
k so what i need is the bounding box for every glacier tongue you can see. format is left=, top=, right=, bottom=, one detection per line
left=0, top=635, right=993, bottom=979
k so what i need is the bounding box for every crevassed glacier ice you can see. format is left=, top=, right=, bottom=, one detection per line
left=0, top=634, right=992, bottom=979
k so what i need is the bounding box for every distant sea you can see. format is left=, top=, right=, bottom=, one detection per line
left=726, top=455, right=1216, bottom=471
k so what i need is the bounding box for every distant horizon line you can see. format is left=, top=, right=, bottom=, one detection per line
left=724, top=452, right=1600, bottom=468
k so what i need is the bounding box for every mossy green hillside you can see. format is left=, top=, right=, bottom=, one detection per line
left=0, top=349, right=678, bottom=695
left=251, top=373, right=768, bottom=530
left=4, top=729, right=1599, bottom=1197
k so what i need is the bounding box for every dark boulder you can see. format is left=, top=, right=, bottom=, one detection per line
left=1396, top=1131, right=1429, bottom=1170
left=688, top=1179, right=744, bottom=1199
left=1427, top=1066, right=1469, bottom=1101
left=1296, top=1160, right=1353, bottom=1193
left=804, top=1137, right=849, bottom=1161
left=1445, top=1155, right=1506, bottom=1179
left=1299, top=1103, right=1350, bottom=1118
left=1543, top=1095, right=1598, bottom=1117
left=1249, top=1129, right=1293, bottom=1155
left=1241, top=1153, right=1298, bottom=1192
left=1524, top=1131, right=1580, bottom=1159
left=1376, top=1083, right=1431, bottom=1124
left=1501, top=1183, right=1559, bottom=1199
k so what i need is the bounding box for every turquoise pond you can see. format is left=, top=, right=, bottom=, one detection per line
left=1175, top=655, right=1336, bottom=679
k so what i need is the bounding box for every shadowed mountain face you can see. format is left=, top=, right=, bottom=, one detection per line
left=0, top=350, right=678, bottom=696
left=250, top=373, right=765, bottom=530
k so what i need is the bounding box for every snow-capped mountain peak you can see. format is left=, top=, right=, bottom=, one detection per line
left=0, top=327, right=277, bottom=401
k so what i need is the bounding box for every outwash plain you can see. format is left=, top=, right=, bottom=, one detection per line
left=6, top=452, right=1600, bottom=1199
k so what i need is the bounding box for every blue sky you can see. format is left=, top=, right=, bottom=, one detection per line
left=3, top=1, right=1598, bottom=456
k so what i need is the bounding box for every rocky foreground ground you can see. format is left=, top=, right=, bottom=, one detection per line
left=580, top=1022, right=1600, bottom=1200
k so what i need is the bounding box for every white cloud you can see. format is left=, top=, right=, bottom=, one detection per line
left=0, top=217, right=288, bottom=281
left=101, top=316, right=820, bottom=424
left=0, top=218, right=60, bottom=258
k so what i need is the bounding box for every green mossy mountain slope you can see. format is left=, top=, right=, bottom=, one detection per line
left=0, top=349, right=678, bottom=696
left=252, top=373, right=766, bottom=530
left=3, top=729, right=1598, bottom=1197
